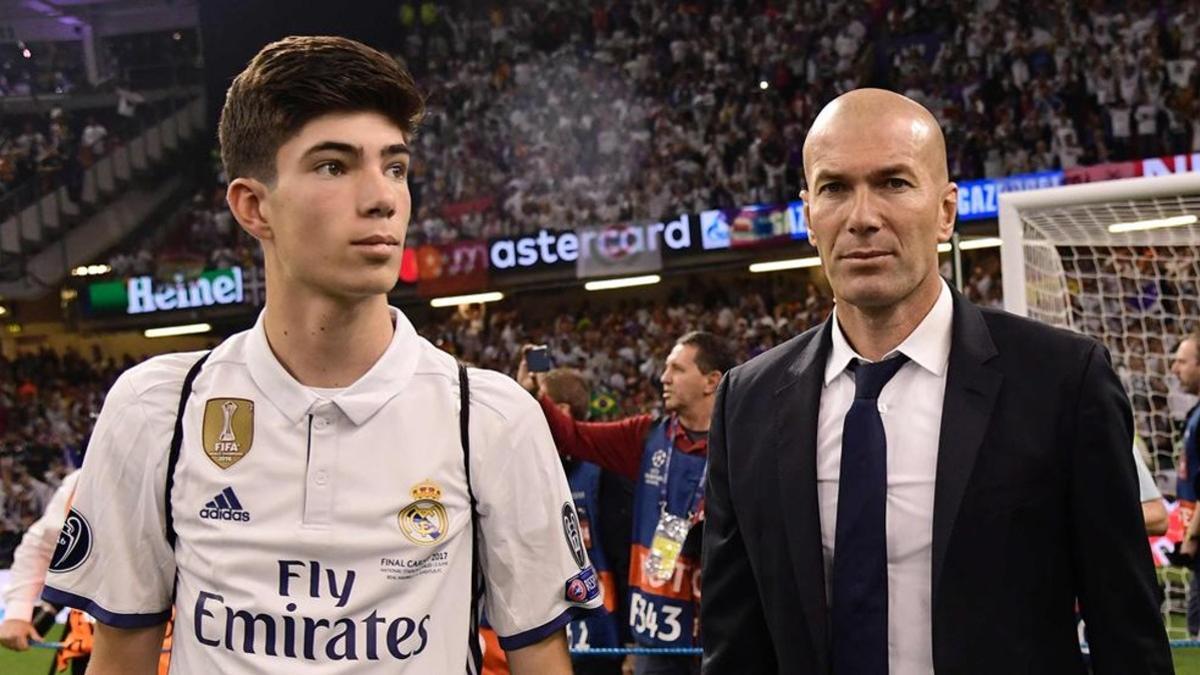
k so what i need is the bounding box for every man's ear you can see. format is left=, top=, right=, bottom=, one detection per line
left=705, top=370, right=723, bottom=396
left=227, top=177, right=273, bottom=242
left=554, top=401, right=572, bottom=417
left=937, top=182, right=958, bottom=243
left=801, top=189, right=816, bottom=248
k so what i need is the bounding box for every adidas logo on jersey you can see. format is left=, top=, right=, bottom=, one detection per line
left=199, top=486, right=251, bottom=522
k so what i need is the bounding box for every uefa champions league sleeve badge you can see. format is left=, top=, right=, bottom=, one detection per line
left=49, top=508, right=93, bottom=573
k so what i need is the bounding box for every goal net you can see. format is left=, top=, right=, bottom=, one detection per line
left=999, top=172, right=1200, bottom=637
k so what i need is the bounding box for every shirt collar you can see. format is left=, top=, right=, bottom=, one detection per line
left=824, top=278, right=954, bottom=386
left=668, top=415, right=708, bottom=454
left=245, top=305, right=420, bottom=426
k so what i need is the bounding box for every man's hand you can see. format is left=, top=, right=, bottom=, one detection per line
left=0, top=618, right=42, bottom=651
left=1183, top=537, right=1198, bottom=559
left=517, top=345, right=547, bottom=395
left=517, top=345, right=538, bottom=393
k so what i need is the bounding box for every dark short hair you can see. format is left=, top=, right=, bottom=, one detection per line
left=541, top=368, right=591, bottom=420
left=676, top=331, right=737, bottom=375
left=219, top=35, right=424, bottom=182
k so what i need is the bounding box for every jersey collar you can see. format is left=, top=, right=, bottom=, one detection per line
left=245, top=305, right=420, bottom=426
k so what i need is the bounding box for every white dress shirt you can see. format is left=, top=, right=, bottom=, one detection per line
left=817, top=279, right=953, bottom=675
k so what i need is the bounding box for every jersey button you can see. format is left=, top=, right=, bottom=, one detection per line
left=314, top=470, right=329, bottom=485
left=314, top=417, right=331, bottom=429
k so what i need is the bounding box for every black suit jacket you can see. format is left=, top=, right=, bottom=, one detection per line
left=701, top=289, right=1172, bottom=674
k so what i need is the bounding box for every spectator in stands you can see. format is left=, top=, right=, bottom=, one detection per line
left=80, top=116, right=108, bottom=164
left=0, top=349, right=110, bottom=567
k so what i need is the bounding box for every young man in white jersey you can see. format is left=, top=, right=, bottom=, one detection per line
left=41, top=36, right=599, bottom=674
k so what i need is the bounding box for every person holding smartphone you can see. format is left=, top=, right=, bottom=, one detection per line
left=518, top=332, right=736, bottom=675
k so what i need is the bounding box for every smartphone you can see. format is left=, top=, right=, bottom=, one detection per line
left=526, top=345, right=551, bottom=372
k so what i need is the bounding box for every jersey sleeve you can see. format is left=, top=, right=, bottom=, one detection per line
left=468, top=370, right=603, bottom=650
left=41, top=372, right=178, bottom=628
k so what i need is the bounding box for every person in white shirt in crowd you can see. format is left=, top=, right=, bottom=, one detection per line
left=0, top=471, right=79, bottom=653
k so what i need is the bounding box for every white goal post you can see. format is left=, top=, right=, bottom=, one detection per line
left=999, top=171, right=1200, bottom=473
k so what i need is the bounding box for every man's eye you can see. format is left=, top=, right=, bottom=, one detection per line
left=886, top=177, right=911, bottom=189
left=387, top=163, right=409, bottom=180
left=315, top=161, right=344, bottom=176
left=819, top=183, right=843, bottom=194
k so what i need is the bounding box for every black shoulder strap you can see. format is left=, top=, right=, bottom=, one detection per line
left=165, top=352, right=211, bottom=549
left=459, top=363, right=485, bottom=674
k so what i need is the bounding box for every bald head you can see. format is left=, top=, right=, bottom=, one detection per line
left=803, top=88, right=948, bottom=186
left=799, top=88, right=959, bottom=320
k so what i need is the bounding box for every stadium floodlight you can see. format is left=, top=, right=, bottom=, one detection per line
left=71, top=264, right=112, bottom=277
left=145, top=323, right=212, bottom=338
left=584, top=275, right=661, bottom=291
left=936, top=237, right=1003, bottom=253
left=0, top=305, right=8, bottom=317
left=429, top=291, right=504, bottom=308
left=1107, top=214, right=1197, bottom=234
left=748, top=256, right=822, bottom=273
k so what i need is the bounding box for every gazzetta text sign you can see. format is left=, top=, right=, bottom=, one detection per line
left=956, top=171, right=1065, bottom=221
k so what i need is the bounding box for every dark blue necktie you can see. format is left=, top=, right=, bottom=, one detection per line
left=832, top=355, right=909, bottom=675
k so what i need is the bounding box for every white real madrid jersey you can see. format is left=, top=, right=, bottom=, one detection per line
left=43, top=307, right=601, bottom=673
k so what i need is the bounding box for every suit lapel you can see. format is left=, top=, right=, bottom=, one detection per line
left=775, top=319, right=833, bottom=665
left=931, top=291, right=1002, bottom=601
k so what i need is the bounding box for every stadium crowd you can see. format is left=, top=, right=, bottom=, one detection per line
left=77, top=0, right=1200, bottom=267
left=1059, top=245, right=1200, bottom=467
left=0, top=41, right=84, bottom=98
left=0, top=349, right=123, bottom=567
left=105, top=181, right=259, bottom=280
left=0, top=30, right=201, bottom=99
left=0, top=110, right=112, bottom=204
left=401, top=0, right=1200, bottom=245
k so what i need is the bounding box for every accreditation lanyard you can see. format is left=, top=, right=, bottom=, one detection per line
left=656, top=422, right=708, bottom=525
left=646, top=422, right=708, bottom=583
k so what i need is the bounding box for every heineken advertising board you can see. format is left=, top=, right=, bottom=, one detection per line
left=86, top=267, right=245, bottom=316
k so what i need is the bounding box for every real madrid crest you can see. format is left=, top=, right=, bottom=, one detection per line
left=398, top=480, right=449, bottom=546
left=202, top=398, right=255, bottom=469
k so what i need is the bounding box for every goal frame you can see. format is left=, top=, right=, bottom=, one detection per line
left=999, top=171, right=1200, bottom=318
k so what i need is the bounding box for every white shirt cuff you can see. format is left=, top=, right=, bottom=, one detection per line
left=3, top=600, right=35, bottom=623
